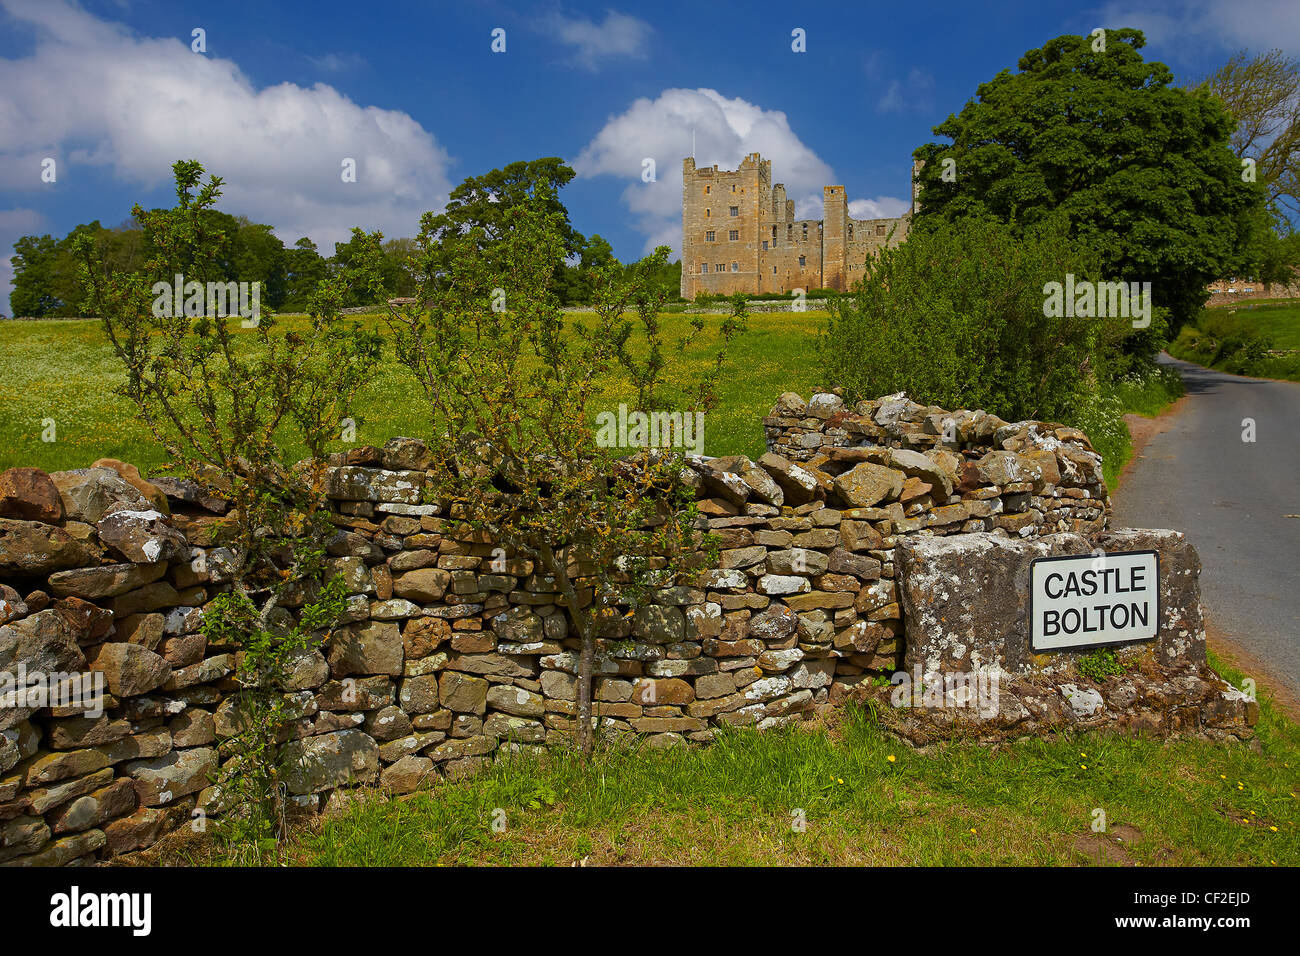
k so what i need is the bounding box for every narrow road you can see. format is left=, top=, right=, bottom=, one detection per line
left=1111, top=354, right=1300, bottom=695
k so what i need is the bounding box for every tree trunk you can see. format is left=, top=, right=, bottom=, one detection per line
left=576, top=616, right=595, bottom=757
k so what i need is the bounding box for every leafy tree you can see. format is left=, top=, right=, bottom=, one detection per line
left=822, top=216, right=1129, bottom=423
left=9, top=235, right=61, bottom=317
left=73, top=159, right=383, bottom=859
left=913, top=29, right=1265, bottom=332
left=283, top=237, right=328, bottom=310
left=366, top=189, right=741, bottom=756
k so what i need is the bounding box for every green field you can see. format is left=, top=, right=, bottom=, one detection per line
left=1219, top=301, right=1300, bottom=349
left=0, top=310, right=1182, bottom=488
left=0, top=312, right=831, bottom=474
left=1170, top=301, right=1300, bottom=382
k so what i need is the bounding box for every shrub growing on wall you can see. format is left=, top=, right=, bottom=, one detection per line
left=363, top=187, right=743, bottom=756
left=74, top=160, right=383, bottom=858
left=820, top=216, right=1131, bottom=425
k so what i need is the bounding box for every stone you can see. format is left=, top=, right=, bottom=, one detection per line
left=327, top=620, right=404, bottom=677
left=632, top=605, right=686, bottom=643
left=766, top=548, right=829, bottom=576
left=0, top=584, right=26, bottom=626
left=0, top=815, right=50, bottom=862
left=438, top=671, right=488, bottom=714
left=327, top=467, right=425, bottom=504
left=381, top=754, right=435, bottom=793
left=833, top=462, right=904, bottom=508
left=0, top=468, right=62, bottom=523
left=125, top=747, right=217, bottom=806
left=103, top=807, right=168, bottom=856
left=364, top=705, right=414, bottom=742
left=169, top=709, right=216, bottom=747
left=88, top=642, right=171, bottom=697
left=95, top=507, right=188, bottom=564
left=486, top=684, right=545, bottom=717
left=146, top=475, right=228, bottom=514
left=50, top=467, right=152, bottom=524
left=47, top=715, right=131, bottom=750
left=49, top=778, right=137, bottom=834
left=381, top=437, right=434, bottom=472
left=0, top=518, right=98, bottom=575
left=281, top=730, right=379, bottom=794
left=747, top=605, right=799, bottom=643
left=393, top=568, right=451, bottom=603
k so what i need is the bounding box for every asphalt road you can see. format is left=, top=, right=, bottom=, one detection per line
left=1111, top=354, right=1300, bottom=695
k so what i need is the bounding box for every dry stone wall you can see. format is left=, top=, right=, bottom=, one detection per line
left=0, top=392, right=1252, bottom=865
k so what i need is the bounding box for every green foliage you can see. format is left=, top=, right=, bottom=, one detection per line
left=1169, top=309, right=1283, bottom=376
left=366, top=186, right=742, bottom=755
left=76, top=158, right=383, bottom=858
left=821, top=216, right=1124, bottom=424
left=1076, top=647, right=1129, bottom=682
left=914, top=29, right=1266, bottom=332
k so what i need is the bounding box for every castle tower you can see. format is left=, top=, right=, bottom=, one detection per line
left=822, top=185, right=848, bottom=292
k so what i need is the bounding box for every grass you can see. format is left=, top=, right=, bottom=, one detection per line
left=147, top=648, right=1298, bottom=867
left=0, top=312, right=829, bottom=474
left=1, top=311, right=1184, bottom=492
left=1169, top=302, right=1300, bottom=382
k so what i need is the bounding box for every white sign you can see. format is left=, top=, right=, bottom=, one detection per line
left=1030, top=551, right=1159, bottom=651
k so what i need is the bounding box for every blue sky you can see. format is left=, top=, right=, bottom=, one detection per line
left=2, top=0, right=1298, bottom=314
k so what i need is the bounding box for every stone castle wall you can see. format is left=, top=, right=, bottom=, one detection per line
left=680, top=153, right=910, bottom=299
left=0, top=392, right=1252, bottom=865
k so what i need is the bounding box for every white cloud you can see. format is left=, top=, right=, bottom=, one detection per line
left=1091, top=0, right=1300, bottom=59
left=849, top=197, right=912, bottom=220
left=0, top=207, right=47, bottom=315
left=575, top=88, right=909, bottom=256
left=537, top=9, right=653, bottom=70
left=0, top=0, right=454, bottom=296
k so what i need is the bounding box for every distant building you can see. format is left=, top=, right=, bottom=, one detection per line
left=680, top=152, right=916, bottom=299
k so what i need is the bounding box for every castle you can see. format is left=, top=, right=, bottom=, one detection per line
left=680, top=152, right=916, bottom=299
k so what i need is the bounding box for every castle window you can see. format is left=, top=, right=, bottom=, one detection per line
left=848, top=224, right=853, bottom=239
left=729, top=230, right=739, bottom=241
left=773, top=267, right=777, bottom=274
left=706, top=231, right=715, bottom=241
left=706, top=208, right=710, bottom=217
left=772, top=226, right=777, bottom=239
left=731, top=262, right=739, bottom=272
left=705, top=185, right=710, bottom=194
left=876, top=223, right=886, bottom=236
left=701, top=263, right=708, bottom=273
left=802, top=224, right=808, bottom=240
left=799, top=255, right=806, bottom=267
left=762, top=240, right=768, bottom=250
left=729, top=206, right=739, bottom=217
left=732, top=185, right=736, bottom=191
left=716, top=263, right=725, bottom=273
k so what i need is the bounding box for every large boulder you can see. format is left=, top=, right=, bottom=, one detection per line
left=280, top=729, right=379, bottom=794
left=95, top=506, right=188, bottom=563
left=0, top=468, right=63, bottom=523
left=0, top=518, right=99, bottom=575
left=90, top=459, right=169, bottom=514
left=88, top=642, right=171, bottom=696
left=832, top=462, right=904, bottom=508
left=49, top=468, right=152, bottom=524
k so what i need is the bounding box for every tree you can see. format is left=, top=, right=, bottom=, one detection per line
left=367, top=188, right=742, bottom=756
left=913, top=29, right=1265, bottom=332
left=74, top=159, right=383, bottom=859
left=1193, top=49, right=1300, bottom=217
left=421, top=158, right=585, bottom=300
left=283, top=237, right=328, bottom=310
left=9, top=235, right=61, bottom=317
